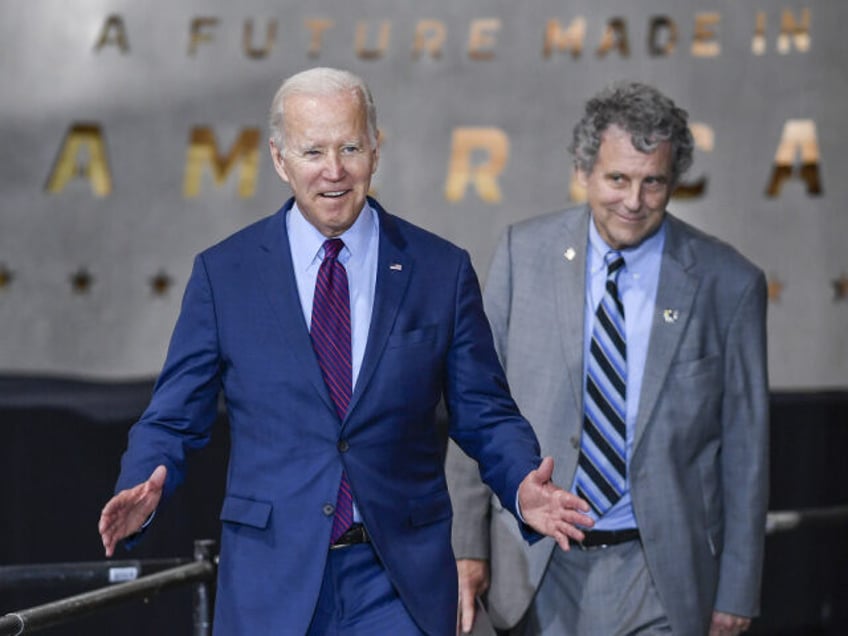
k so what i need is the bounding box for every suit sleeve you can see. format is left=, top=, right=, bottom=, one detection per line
left=446, top=229, right=517, bottom=559
left=714, top=269, right=770, bottom=617
left=116, top=254, right=223, bottom=502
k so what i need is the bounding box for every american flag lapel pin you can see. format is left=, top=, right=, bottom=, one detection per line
left=389, top=263, right=403, bottom=271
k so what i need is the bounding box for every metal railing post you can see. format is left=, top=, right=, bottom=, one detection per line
left=192, top=539, right=216, bottom=636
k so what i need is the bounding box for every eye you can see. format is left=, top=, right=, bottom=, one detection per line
left=643, top=176, right=668, bottom=191
left=341, top=144, right=361, bottom=155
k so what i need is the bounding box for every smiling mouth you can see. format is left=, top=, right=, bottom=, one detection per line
left=614, top=209, right=645, bottom=223
left=321, top=190, right=349, bottom=198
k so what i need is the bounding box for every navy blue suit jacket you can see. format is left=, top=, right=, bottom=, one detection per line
left=116, top=198, right=542, bottom=635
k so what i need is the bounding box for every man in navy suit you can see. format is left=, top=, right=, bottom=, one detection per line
left=98, top=67, right=593, bottom=635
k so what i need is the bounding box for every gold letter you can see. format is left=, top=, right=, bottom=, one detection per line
left=752, top=11, right=766, bottom=56
left=468, top=18, right=501, bottom=60
left=243, top=19, right=277, bottom=59
left=412, top=20, right=446, bottom=59
left=188, top=17, right=219, bottom=56
left=778, top=9, right=811, bottom=54
left=597, top=18, right=630, bottom=58
left=45, top=124, right=112, bottom=197
left=765, top=119, right=822, bottom=197
left=305, top=19, right=334, bottom=58
left=94, top=14, right=129, bottom=53
left=355, top=20, right=391, bottom=60
left=691, top=13, right=720, bottom=58
left=183, top=127, right=261, bottom=198
left=674, top=123, right=714, bottom=199
left=444, top=127, right=509, bottom=203
left=647, top=16, right=677, bottom=57
left=543, top=17, right=586, bottom=59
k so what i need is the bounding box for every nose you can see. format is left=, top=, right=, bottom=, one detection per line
left=323, top=151, right=345, bottom=180
left=622, top=182, right=642, bottom=211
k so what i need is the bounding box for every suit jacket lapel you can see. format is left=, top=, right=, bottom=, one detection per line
left=633, top=215, right=698, bottom=452
left=255, top=200, right=337, bottom=416
left=346, top=201, right=412, bottom=423
left=553, top=208, right=590, bottom=417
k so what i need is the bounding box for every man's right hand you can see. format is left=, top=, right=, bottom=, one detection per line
left=457, top=558, right=490, bottom=634
left=98, top=465, right=167, bottom=557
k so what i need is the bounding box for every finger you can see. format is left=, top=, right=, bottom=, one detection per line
left=102, top=530, right=116, bottom=557
left=459, top=588, right=476, bottom=633
left=149, top=464, right=167, bottom=490
left=558, top=490, right=592, bottom=512
left=556, top=505, right=594, bottom=526
left=551, top=520, right=586, bottom=544
left=534, top=456, right=555, bottom=483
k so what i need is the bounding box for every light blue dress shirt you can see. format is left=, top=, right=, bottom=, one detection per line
left=576, top=218, right=666, bottom=531
left=286, top=201, right=379, bottom=522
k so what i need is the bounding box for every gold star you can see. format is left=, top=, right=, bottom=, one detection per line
left=767, top=276, right=784, bottom=302
left=70, top=268, right=94, bottom=294
left=0, top=264, right=13, bottom=289
left=833, top=273, right=848, bottom=302
left=150, top=271, right=173, bottom=296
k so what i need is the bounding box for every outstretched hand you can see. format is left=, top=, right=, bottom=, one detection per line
left=98, top=464, right=167, bottom=557
left=518, top=456, right=593, bottom=550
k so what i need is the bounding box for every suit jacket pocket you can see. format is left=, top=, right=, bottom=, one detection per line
left=219, top=494, right=273, bottom=529
left=408, top=489, right=453, bottom=527
left=387, top=325, right=437, bottom=348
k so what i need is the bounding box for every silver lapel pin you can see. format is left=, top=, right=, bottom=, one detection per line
left=563, top=248, right=576, bottom=261
left=663, top=309, right=679, bottom=323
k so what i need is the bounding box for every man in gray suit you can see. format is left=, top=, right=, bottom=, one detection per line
left=446, top=82, right=769, bottom=635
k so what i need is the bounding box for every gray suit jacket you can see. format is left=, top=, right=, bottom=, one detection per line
left=446, top=206, right=769, bottom=635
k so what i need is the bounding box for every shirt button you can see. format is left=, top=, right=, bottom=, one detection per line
left=338, top=439, right=350, bottom=453
left=323, top=504, right=335, bottom=516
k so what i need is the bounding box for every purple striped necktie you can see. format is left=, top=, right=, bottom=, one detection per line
left=310, top=238, right=354, bottom=543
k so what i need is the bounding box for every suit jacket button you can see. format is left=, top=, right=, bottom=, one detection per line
left=570, top=435, right=579, bottom=449
left=323, top=504, right=335, bottom=516
left=338, top=439, right=350, bottom=453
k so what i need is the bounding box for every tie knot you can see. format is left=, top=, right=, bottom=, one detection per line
left=322, top=239, right=345, bottom=261
left=605, top=251, right=625, bottom=278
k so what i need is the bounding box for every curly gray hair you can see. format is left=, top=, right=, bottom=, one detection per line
left=569, top=81, right=694, bottom=184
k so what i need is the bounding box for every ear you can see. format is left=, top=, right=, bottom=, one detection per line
left=269, top=139, right=290, bottom=184
left=576, top=167, right=589, bottom=188
left=371, top=129, right=382, bottom=175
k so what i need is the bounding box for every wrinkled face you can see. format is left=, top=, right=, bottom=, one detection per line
left=270, top=90, right=379, bottom=238
left=578, top=124, right=673, bottom=250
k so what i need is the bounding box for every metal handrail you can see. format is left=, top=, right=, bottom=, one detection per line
left=0, top=540, right=216, bottom=636
left=0, top=558, right=191, bottom=591
left=766, top=503, right=848, bottom=534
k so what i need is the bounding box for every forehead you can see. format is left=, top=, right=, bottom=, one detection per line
left=595, top=125, right=672, bottom=174
left=283, top=91, right=367, bottom=135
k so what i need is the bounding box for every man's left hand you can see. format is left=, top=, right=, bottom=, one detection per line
left=709, top=611, right=751, bottom=636
left=517, top=456, right=594, bottom=550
